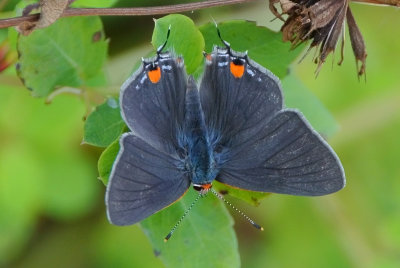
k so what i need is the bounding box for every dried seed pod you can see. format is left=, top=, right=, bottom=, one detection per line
left=347, top=8, right=367, bottom=78
left=270, top=0, right=367, bottom=78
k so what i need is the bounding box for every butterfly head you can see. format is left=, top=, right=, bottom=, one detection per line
left=193, top=183, right=212, bottom=195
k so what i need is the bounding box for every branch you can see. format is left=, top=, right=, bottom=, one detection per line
left=0, top=0, right=257, bottom=29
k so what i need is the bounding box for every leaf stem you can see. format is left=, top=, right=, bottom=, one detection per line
left=0, top=0, right=257, bottom=29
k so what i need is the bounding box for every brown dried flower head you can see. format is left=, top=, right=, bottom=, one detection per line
left=270, top=0, right=367, bottom=78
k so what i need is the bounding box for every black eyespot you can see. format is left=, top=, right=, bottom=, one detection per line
left=232, top=57, right=245, bottom=66
left=193, top=185, right=202, bottom=192
left=149, top=62, right=159, bottom=71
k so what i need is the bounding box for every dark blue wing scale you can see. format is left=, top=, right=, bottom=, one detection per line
left=106, top=133, right=190, bottom=226
left=120, top=53, right=187, bottom=154
left=200, top=48, right=283, bottom=148
left=217, top=110, right=345, bottom=196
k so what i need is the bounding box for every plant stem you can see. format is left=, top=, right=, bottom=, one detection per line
left=0, top=0, right=257, bottom=29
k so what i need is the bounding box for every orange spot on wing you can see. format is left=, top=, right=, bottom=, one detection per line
left=205, top=54, right=212, bottom=61
left=148, top=66, right=161, bottom=83
left=230, top=61, right=245, bottom=78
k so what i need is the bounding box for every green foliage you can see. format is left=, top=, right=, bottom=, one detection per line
left=141, top=188, right=239, bottom=268
left=152, top=14, right=205, bottom=74
left=199, top=20, right=305, bottom=79
left=17, top=16, right=108, bottom=97
left=98, top=138, right=120, bottom=185
left=84, top=98, right=126, bottom=147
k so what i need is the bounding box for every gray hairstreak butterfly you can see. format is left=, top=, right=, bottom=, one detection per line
left=105, top=27, right=345, bottom=240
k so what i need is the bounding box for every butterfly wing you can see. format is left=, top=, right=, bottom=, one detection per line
left=120, top=53, right=187, bottom=154
left=106, top=133, right=190, bottom=225
left=218, top=110, right=345, bottom=196
left=200, top=47, right=345, bottom=196
left=200, top=47, right=283, bottom=148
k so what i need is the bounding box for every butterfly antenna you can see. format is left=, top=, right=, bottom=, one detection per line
left=211, top=189, right=264, bottom=231
left=157, top=24, right=171, bottom=55
left=214, top=22, right=230, bottom=49
left=164, top=193, right=202, bottom=242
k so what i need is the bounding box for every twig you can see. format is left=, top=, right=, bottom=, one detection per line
left=0, top=0, right=257, bottom=29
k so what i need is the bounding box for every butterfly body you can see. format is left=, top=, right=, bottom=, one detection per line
left=183, top=77, right=218, bottom=185
left=106, top=44, right=345, bottom=226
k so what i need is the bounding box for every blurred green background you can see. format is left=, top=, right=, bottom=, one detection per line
left=1, top=1, right=400, bottom=267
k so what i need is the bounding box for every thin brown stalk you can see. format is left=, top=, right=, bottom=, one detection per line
left=0, top=0, right=257, bottom=29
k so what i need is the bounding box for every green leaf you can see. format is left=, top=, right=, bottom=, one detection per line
left=98, top=138, right=120, bottom=185
left=141, top=188, right=240, bottom=268
left=199, top=20, right=304, bottom=79
left=152, top=14, right=204, bottom=74
left=17, top=16, right=108, bottom=97
left=213, top=181, right=270, bottom=206
left=282, top=74, right=339, bottom=137
left=84, top=98, right=125, bottom=147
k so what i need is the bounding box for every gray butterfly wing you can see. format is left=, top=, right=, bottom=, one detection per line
left=120, top=53, right=187, bottom=154
left=200, top=47, right=344, bottom=196
left=218, top=110, right=345, bottom=196
left=200, top=47, right=283, bottom=148
left=106, top=133, right=190, bottom=225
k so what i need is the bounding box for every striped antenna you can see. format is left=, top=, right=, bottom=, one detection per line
left=157, top=24, right=171, bottom=54
left=213, top=21, right=230, bottom=49
left=211, top=189, right=264, bottom=231
left=164, top=193, right=202, bottom=242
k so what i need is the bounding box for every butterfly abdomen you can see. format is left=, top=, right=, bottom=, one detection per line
left=184, top=76, right=216, bottom=184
